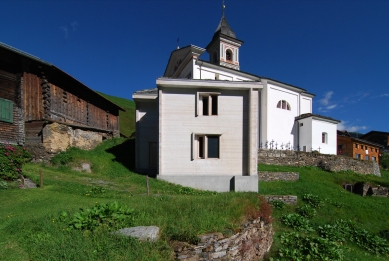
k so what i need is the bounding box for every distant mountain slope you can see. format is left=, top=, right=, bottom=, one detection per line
left=99, top=92, right=135, bottom=137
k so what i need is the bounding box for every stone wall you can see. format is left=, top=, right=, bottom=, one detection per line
left=258, top=149, right=381, bottom=177
left=264, top=195, right=298, bottom=205
left=26, top=122, right=113, bottom=161
left=173, top=217, right=273, bottom=261
left=258, top=172, right=299, bottom=181
left=42, top=122, right=103, bottom=154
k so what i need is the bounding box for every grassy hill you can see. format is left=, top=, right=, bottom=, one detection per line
left=0, top=138, right=389, bottom=260
left=99, top=92, right=135, bottom=137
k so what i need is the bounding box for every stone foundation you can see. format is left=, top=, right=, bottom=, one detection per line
left=25, top=122, right=115, bottom=161
left=173, top=217, right=273, bottom=261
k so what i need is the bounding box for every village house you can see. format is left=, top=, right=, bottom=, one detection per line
left=337, top=130, right=382, bottom=163
left=0, top=42, right=124, bottom=160
left=361, top=131, right=389, bottom=153
left=133, top=7, right=339, bottom=192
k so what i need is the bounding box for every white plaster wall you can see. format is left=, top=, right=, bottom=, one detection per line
left=300, top=97, right=312, bottom=114
left=262, top=83, right=299, bottom=148
left=160, top=87, right=250, bottom=176
left=311, top=119, right=337, bottom=154
left=298, top=118, right=313, bottom=152
left=135, top=99, right=159, bottom=171
left=193, top=64, right=252, bottom=81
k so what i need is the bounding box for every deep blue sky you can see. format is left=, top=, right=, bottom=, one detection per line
left=1, top=0, right=388, bottom=133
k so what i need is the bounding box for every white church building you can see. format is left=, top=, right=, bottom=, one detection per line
left=133, top=8, right=339, bottom=192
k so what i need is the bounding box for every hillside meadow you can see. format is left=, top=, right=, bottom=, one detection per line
left=0, top=138, right=388, bottom=260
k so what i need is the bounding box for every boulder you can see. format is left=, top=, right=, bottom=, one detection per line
left=113, top=226, right=160, bottom=242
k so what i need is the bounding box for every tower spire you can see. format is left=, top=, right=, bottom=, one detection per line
left=222, top=0, right=225, bottom=16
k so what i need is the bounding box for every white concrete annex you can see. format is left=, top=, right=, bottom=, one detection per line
left=132, top=7, right=339, bottom=192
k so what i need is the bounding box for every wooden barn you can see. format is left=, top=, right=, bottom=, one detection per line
left=0, top=42, right=124, bottom=160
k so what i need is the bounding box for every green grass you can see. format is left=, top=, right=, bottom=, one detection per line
left=99, top=92, right=135, bottom=137
left=0, top=138, right=259, bottom=261
left=1, top=142, right=389, bottom=260
left=259, top=164, right=389, bottom=260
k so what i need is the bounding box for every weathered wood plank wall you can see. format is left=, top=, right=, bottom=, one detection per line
left=0, top=70, right=23, bottom=144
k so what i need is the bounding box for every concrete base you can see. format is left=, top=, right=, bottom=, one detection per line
left=157, top=175, right=258, bottom=192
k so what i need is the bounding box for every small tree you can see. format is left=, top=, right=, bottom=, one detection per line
left=380, top=152, right=389, bottom=170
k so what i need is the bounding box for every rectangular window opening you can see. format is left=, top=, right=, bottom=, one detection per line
left=211, top=95, right=218, bottom=115
left=195, top=134, right=220, bottom=159
left=207, top=136, right=219, bottom=158
left=0, top=98, right=13, bottom=123
left=198, top=136, right=204, bottom=158
left=197, top=92, right=220, bottom=116
left=202, top=97, right=209, bottom=116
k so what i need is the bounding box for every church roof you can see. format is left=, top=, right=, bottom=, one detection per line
left=295, top=113, right=340, bottom=123
left=214, top=12, right=236, bottom=39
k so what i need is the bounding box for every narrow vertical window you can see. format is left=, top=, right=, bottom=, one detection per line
left=226, top=49, right=232, bottom=61
left=211, top=95, right=218, bottom=115
left=207, top=136, right=219, bottom=158
left=202, top=97, right=209, bottom=116
left=198, top=136, right=204, bottom=158
left=322, top=132, right=328, bottom=144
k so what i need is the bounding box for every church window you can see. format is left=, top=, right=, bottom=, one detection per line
left=276, top=100, right=291, bottom=111
left=196, top=92, right=220, bottom=116
left=322, top=132, right=328, bottom=144
left=226, top=49, right=233, bottom=61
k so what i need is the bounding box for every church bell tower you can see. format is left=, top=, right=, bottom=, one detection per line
left=205, top=4, right=243, bottom=70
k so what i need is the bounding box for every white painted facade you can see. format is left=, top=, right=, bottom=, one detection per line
left=296, top=115, right=339, bottom=154
left=132, top=9, right=339, bottom=191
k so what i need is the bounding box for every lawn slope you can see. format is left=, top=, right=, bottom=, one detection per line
left=99, top=92, right=135, bottom=137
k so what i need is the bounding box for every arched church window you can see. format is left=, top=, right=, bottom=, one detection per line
left=276, top=100, right=291, bottom=111
left=226, top=49, right=232, bottom=61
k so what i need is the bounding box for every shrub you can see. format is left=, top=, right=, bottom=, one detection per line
left=67, top=202, right=135, bottom=231
left=50, top=151, right=73, bottom=166
left=270, top=200, right=286, bottom=209
left=0, top=143, right=31, bottom=180
left=0, top=180, right=8, bottom=189
left=246, top=197, right=272, bottom=224
left=381, top=152, right=389, bottom=170
left=297, top=205, right=317, bottom=218
left=302, top=193, right=323, bottom=208
left=279, top=232, right=344, bottom=261
left=281, top=213, right=313, bottom=231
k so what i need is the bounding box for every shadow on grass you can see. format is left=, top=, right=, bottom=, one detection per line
left=106, top=138, right=136, bottom=171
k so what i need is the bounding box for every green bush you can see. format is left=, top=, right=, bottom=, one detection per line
left=281, top=213, right=313, bottom=232
left=67, top=202, right=135, bottom=231
left=0, top=180, right=8, bottom=189
left=0, top=143, right=31, bottom=180
left=297, top=204, right=317, bottom=218
left=279, top=232, right=344, bottom=261
left=270, top=200, right=286, bottom=209
left=380, top=152, right=389, bottom=170
left=50, top=151, right=74, bottom=166
left=302, top=193, right=323, bottom=208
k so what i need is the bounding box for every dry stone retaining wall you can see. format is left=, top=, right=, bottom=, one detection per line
left=173, top=217, right=273, bottom=261
left=264, top=195, right=298, bottom=205
left=258, top=172, right=299, bottom=181
left=258, top=149, right=381, bottom=176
